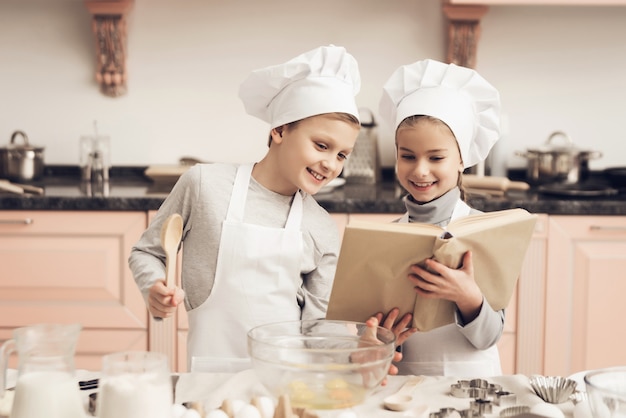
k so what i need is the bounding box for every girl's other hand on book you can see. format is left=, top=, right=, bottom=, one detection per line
left=374, top=308, right=417, bottom=346
left=355, top=316, right=404, bottom=385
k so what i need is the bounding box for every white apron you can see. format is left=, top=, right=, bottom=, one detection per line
left=187, top=164, right=303, bottom=373
left=398, top=199, right=502, bottom=377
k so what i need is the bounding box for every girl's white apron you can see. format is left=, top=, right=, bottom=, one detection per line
left=187, top=164, right=303, bottom=372
left=399, top=199, right=502, bottom=377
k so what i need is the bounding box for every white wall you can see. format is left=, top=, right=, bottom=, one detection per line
left=1, top=0, right=625, bottom=174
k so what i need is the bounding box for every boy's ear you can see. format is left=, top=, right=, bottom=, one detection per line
left=270, top=126, right=285, bottom=144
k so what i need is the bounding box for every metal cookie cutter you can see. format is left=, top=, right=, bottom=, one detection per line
left=500, top=405, right=531, bottom=417
left=493, top=390, right=517, bottom=407
left=451, top=381, right=475, bottom=398
left=451, top=379, right=501, bottom=400
left=470, top=398, right=493, bottom=416
left=429, top=407, right=463, bottom=418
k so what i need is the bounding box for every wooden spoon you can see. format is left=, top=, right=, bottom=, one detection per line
left=160, top=213, right=183, bottom=288
left=383, top=376, right=425, bottom=411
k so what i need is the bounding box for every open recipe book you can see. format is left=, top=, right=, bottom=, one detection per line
left=326, top=208, right=538, bottom=331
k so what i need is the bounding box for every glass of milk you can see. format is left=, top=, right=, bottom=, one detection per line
left=97, top=351, right=172, bottom=418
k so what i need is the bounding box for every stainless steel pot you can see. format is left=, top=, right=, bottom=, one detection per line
left=515, top=131, right=601, bottom=185
left=0, top=131, right=45, bottom=182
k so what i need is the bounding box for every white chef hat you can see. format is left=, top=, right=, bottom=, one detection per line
left=239, top=45, right=361, bottom=129
left=379, top=59, right=501, bottom=168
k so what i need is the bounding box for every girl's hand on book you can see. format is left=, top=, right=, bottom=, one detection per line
left=409, top=251, right=483, bottom=322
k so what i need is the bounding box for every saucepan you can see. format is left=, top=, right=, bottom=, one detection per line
left=0, top=131, right=45, bottom=182
left=516, top=131, right=602, bottom=185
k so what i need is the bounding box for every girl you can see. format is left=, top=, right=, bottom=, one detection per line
left=377, top=58, right=504, bottom=377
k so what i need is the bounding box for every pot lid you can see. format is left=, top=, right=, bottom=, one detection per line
left=526, top=131, right=591, bottom=154
left=5, top=130, right=44, bottom=151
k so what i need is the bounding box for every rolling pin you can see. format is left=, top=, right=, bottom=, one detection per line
left=462, top=174, right=530, bottom=191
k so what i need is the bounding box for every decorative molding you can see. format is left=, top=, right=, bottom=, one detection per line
left=442, top=2, right=489, bottom=69
left=84, top=0, right=134, bottom=97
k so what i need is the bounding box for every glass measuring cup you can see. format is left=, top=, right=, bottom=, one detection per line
left=0, top=323, right=84, bottom=418
left=97, top=351, right=173, bottom=418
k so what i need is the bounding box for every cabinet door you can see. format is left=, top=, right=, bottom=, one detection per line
left=0, top=211, right=148, bottom=370
left=544, top=216, right=626, bottom=376
left=514, top=214, right=549, bottom=375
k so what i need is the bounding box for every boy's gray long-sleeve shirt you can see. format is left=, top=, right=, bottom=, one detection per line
left=128, top=163, right=340, bottom=321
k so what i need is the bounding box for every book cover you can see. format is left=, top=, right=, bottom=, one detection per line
left=326, top=208, right=538, bottom=331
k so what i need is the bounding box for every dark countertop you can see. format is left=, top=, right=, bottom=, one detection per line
left=1, top=166, right=626, bottom=215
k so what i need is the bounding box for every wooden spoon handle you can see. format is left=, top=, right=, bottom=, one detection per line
left=165, top=252, right=176, bottom=288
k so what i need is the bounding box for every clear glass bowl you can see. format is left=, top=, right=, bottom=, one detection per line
left=247, top=319, right=396, bottom=410
left=584, top=367, right=626, bottom=418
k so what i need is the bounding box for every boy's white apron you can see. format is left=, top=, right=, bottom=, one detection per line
left=187, top=164, right=303, bottom=372
left=398, top=199, right=502, bottom=377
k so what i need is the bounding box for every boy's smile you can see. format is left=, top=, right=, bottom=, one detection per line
left=255, top=114, right=359, bottom=196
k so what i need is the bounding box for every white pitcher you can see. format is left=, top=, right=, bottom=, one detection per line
left=0, top=323, right=84, bottom=418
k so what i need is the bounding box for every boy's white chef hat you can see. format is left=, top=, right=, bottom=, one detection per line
left=379, top=59, right=501, bottom=168
left=239, top=45, right=361, bottom=129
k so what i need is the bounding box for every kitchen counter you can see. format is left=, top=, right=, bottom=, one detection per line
left=1, top=369, right=583, bottom=418
left=1, top=166, right=626, bottom=215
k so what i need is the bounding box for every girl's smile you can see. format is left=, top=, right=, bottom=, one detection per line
left=395, top=118, right=463, bottom=204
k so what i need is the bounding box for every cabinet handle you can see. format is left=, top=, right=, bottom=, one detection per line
left=589, top=225, right=626, bottom=232
left=0, top=218, right=34, bottom=225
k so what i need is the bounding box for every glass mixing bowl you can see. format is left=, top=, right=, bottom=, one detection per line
left=584, top=367, right=626, bottom=418
left=247, top=319, right=396, bottom=410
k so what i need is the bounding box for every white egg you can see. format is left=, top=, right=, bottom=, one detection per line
left=171, top=403, right=188, bottom=418
left=232, top=399, right=247, bottom=413
left=182, top=409, right=202, bottom=418
left=206, top=410, right=230, bottom=418
left=234, top=404, right=262, bottom=418
left=531, top=402, right=565, bottom=418
left=252, top=396, right=275, bottom=418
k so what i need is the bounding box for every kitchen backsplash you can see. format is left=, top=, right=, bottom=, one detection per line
left=2, top=0, right=625, bottom=171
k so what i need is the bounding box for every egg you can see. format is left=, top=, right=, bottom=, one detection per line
left=531, top=402, right=565, bottom=418
left=234, top=404, right=262, bottom=418
left=206, top=410, right=229, bottom=418
left=171, top=403, right=188, bottom=418
left=182, top=409, right=202, bottom=418
left=232, top=399, right=247, bottom=413
left=251, top=396, right=275, bottom=418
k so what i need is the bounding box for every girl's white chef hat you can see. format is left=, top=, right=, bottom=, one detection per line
left=379, top=59, right=501, bottom=168
left=239, top=45, right=361, bottom=129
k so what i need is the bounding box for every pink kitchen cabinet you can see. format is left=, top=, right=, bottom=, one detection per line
left=447, top=0, right=626, bottom=5
left=544, top=215, right=626, bottom=377
left=0, top=210, right=148, bottom=371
